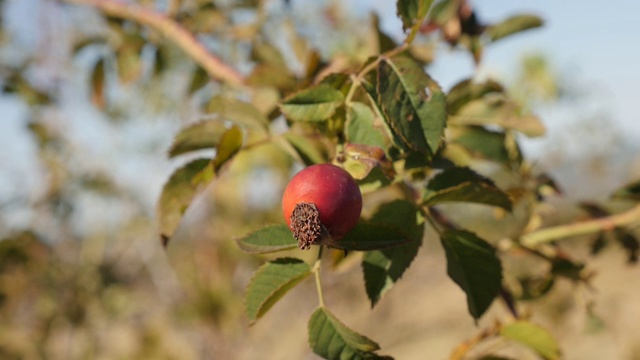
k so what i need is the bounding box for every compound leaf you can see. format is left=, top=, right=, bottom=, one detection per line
left=441, top=229, right=502, bottom=319
left=236, top=224, right=298, bottom=254
left=377, top=55, right=446, bottom=155
left=245, top=258, right=311, bottom=324
left=309, top=307, right=390, bottom=360
left=487, top=14, right=544, bottom=42
left=424, top=166, right=512, bottom=211
left=280, top=84, right=344, bottom=122
left=168, top=120, right=228, bottom=158
left=157, top=159, right=213, bottom=245
left=362, top=200, right=423, bottom=306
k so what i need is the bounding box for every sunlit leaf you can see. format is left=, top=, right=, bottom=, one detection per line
left=159, top=127, right=242, bottom=246
left=451, top=97, right=545, bottom=137
left=205, top=96, right=269, bottom=133
left=236, top=224, right=298, bottom=254
left=280, top=84, right=344, bottom=122
left=500, top=321, right=560, bottom=360
left=397, top=0, right=434, bottom=43
left=376, top=55, right=447, bottom=155
left=487, top=14, right=544, bottom=42
left=168, top=120, right=228, bottom=158
left=447, top=78, right=505, bottom=115
left=250, top=40, right=287, bottom=68
left=157, top=159, right=212, bottom=245
left=245, top=258, right=311, bottom=324
left=308, top=307, right=388, bottom=360
left=246, top=64, right=298, bottom=91
left=451, top=126, right=519, bottom=164
left=341, top=143, right=393, bottom=182
left=346, top=102, right=387, bottom=149
left=188, top=66, right=209, bottom=94
left=211, top=126, right=243, bottom=171
left=283, top=132, right=328, bottom=165
left=441, top=229, right=502, bottom=319
left=424, top=166, right=512, bottom=211
left=427, top=0, right=458, bottom=26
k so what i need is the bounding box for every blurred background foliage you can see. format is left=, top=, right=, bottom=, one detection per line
left=1, top=0, right=640, bottom=359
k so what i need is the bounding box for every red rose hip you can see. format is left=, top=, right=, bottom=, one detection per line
left=282, top=164, right=362, bottom=250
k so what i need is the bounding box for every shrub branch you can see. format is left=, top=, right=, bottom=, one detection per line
left=64, top=0, right=245, bottom=87
left=521, top=203, right=640, bottom=246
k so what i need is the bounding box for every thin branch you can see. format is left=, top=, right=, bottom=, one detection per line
left=313, top=246, right=325, bottom=307
left=64, top=0, right=245, bottom=87
left=521, top=203, right=640, bottom=246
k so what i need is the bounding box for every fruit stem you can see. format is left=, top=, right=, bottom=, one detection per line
left=313, top=246, right=325, bottom=307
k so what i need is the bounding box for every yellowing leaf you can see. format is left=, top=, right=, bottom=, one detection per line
left=501, top=321, right=560, bottom=360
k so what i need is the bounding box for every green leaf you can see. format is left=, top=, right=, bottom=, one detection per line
left=428, top=0, right=458, bottom=26
left=341, top=144, right=393, bottom=181
left=205, top=96, right=269, bottom=133
left=346, top=102, right=386, bottom=149
left=362, top=243, right=420, bottom=307
left=159, top=127, right=242, bottom=246
left=246, top=64, right=298, bottom=91
left=612, top=180, right=640, bottom=201
left=424, top=166, right=512, bottom=211
left=236, top=224, right=298, bottom=254
left=487, top=14, right=544, bottom=42
left=280, top=84, right=344, bottom=122
left=447, top=79, right=505, bottom=115
left=397, top=0, right=434, bottom=42
left=168, top=120, right=228, bottom=158
left=245, top=258, right=311, bottom=324
left=308, top=307, right=386, bottom=360
left=283, top=132, right=328, bottom=165
left=451, top=96, right=545, bottom=137
left=360, top=77, right=407, bottom=152
left=377, top=55, right=447, bottom=155
left=250, top=40, right=287, bottom=67
left=157, top=159, right=213, bottom=245
left=212, top=126, right=243, bottom=171
left=335, top=222, right=416, bottom=251
left=362, top=200, right=423, bottom=306
left=451, top=126, right=518, bottom=164
left=500, top=321, right=561, bottom=360
left=188, top=66, right=209, bottom=94
left=441, top=229, right=502, bottom=319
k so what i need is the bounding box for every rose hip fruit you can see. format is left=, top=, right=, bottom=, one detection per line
left=282, top=164, right=362, bottom=250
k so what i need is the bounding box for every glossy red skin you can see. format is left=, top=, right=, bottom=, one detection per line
left=282, top=164, right=362, bottom=240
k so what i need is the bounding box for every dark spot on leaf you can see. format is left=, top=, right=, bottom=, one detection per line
left=418, top=87, right=431, bottom=101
